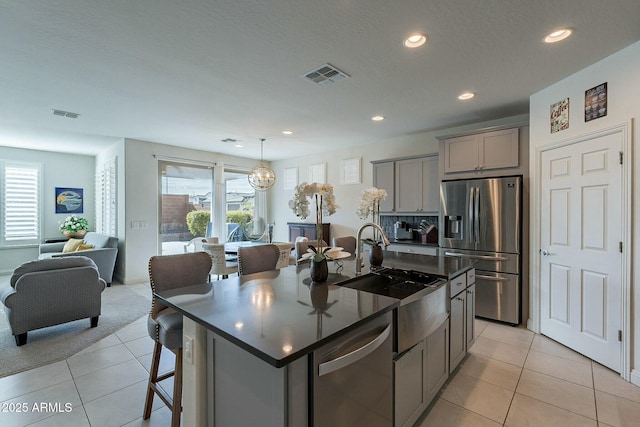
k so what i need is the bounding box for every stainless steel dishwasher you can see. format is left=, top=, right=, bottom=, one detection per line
left=312, top=311, right=393, bottom=427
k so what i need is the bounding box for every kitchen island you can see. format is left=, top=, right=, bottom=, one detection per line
left=155, top=252, right=474, bottom=426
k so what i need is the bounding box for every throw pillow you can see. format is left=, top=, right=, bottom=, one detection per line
left=75, top=244, right=95, bottom=252
left=62, top=238, right=84, bottom=253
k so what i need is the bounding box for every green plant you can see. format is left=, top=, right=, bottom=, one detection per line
left=186, top=210, right=210, bottom=236
left=59, top=215, right=89, bottom=233
left=226, top=211, right=253, bottom=228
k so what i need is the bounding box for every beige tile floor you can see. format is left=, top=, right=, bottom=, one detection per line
left=1, top=283, right=639, bottom=427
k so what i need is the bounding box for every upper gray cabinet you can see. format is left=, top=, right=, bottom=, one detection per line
left=372, top=155, right=439, bottom=214
left=442, top=128, right=519, bottom=174
left=395, top=156, right=439, bottom=213
left=373, top=161, right=395, bottom=213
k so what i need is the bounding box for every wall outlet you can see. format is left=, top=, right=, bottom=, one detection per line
left=184, top=335, right=194, bottom=365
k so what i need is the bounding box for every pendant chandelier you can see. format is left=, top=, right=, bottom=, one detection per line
left=248, top=138, right=276, bottom=191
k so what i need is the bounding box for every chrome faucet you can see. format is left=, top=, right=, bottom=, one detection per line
left=356, top=222, right=391, bottom=275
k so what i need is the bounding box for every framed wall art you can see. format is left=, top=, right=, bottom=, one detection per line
left=55, top=187, right=84, bottom=214
left=340, top=157, right=361, bottom=185
left=550, top=98, right=570, bottom=133
left=585, top=82, right=607, bottom=122
left=283, top=167, right=298, bottom=190
left=309, top=162, right=326, bottom=183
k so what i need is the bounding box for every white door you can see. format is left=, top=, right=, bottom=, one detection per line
left=540, top=131, right=623, bottom=372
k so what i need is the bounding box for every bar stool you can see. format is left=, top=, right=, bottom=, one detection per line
left=144, top=252, right=212, bottom=427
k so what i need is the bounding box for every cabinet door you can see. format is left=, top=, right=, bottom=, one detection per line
left=395, top=158, right=422, bottom=212
left=478, top=128, right=519, bottom=170
left=373, top=162, right=395, bottom=212
left=421, top=156, right=440, bottom=212
left=466, top=284, right=476, bottom=350
left=425, top=319, right=449, bottom=406
left=394, top=341, right=426, bottom=427
left=443, top=134, right=479, bottom=173
left=449, top=291, right=466, bottom=372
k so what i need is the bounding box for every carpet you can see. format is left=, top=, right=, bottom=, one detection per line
left=0, top=282, right=151, bottom=378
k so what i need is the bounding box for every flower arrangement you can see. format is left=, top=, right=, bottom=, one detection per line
left=289, top=182, right=339, bottom=261
left=356, top=187, right=387, bottom=246
left=59, top=214, right=89, bottom=234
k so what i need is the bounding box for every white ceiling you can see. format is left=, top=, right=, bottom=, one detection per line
left=1, top=1, right=639, bottom=160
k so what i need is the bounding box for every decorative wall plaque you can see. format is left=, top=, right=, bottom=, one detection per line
left=550, top=98, right=570, bottom=133
left=585, top=82, right=607, bottom=122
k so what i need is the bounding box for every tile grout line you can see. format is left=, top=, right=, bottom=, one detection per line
left=499, top=331, right=534, bottom=426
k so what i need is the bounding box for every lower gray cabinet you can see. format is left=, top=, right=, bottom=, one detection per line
left=466, top=283, right=476, bottom=350
left=425, top=318, right=449, bottom=405
left=394, top=341, right=426, bottom=427
left=394, top=318, right=449, bottom=427
left=449, top=288, right=466, bottom=372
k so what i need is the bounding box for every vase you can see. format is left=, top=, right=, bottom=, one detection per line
left=309, top=258, right=329, bottom=283
left=369, top=245, right=384, bottom=267
left=63, top=230, right=87, bottom=239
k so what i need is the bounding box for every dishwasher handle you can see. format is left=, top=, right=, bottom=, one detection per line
left=318, top=323, right=391, bottom=377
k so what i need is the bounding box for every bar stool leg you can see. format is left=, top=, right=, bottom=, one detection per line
left=171, top=348, right=183, bottom=427
left=144, top=341, right=162, bottom=419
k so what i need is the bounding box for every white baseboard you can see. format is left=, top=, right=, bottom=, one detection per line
left=631, top=369, right=640, bottom=387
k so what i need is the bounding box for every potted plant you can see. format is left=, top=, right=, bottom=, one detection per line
left=356, top=188, right=388, bottom=266
left=59, top=214, right=89, bottom=238
left=289, top=182, right=339, bottom=282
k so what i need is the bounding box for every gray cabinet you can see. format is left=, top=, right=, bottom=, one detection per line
left=425, top=318, right=449, bottom=405
left=372, top=155, right=439, bottom=214
left=442, top=128, right=519, bottom=175
left=373, top=161, right=395, bottom=213
left=394, top=341, right=427, bottom=427
left=395, top=318, right=449, bottom=427
left=449, top=284, right=466, bottom=372
left=395, top=156, right=439, bottom=213
left=449, top=268, right=476, bottom=373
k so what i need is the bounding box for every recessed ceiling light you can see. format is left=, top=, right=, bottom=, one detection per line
left=282, top=130, right=293, bottom=135
left=544, top=28, right=573, bottom=43
left=234, top=144, right=244, bottom=148
left=403, top=33, right=427, bottom=48
left=458, top=92, right=475, bottom=100
left=371, top=115, right=385, bottom=121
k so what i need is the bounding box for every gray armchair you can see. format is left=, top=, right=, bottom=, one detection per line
left=39, top=232, right=118, bottom=285
left=0, top=257, right=106, bottom=346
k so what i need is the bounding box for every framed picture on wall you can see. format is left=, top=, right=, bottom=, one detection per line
left=340, top=157, right=361, bottom=184
left=283, top=167, right=298, bottom=190
left=55, top=187, right=84, bottom=214
left=585, top=82, right=607, bottom=122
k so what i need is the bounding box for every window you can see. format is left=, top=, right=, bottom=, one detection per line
left=1, top=161, right=42, bottom=246
left=96, top=157, right=117, bottom=236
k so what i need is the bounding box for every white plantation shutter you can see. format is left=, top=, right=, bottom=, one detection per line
left=96, top=157, right=117, bottom=236
left=2, top=162, right=41, bottom=245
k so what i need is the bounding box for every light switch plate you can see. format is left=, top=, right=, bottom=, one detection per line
left=184, top=335, right=194, bottom=365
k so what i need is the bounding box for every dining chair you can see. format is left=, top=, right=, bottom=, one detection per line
left=183, top=237, right=205, bottom=253
left=144, top=252, right=212, bottom=427
left=237, top=244, right=280, bottom=275
left=202, top=242, right=238, bottom=280
left=274, top=242, right=294, bottom=269
left=332, top=236, right=356, bottom=258
left=295, top=239, right=328, bottom=264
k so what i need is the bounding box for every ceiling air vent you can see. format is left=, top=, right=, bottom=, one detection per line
left=302, top=63, right=350, bottom=87
left=52, top=109, right=80, bottom=119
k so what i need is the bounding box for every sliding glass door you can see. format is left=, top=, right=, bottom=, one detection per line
left=158, top=160, right=213, bottom=255
left=224, top=169, right=267, bottom=241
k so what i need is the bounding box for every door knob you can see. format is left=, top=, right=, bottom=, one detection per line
left=540, top=249, right=550, bottom=256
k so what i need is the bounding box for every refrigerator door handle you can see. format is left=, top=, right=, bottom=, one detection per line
left=474, top=185, right=480, bottom=244
left=468, top=186, right=475, bottom=244
left=443, top=252, right=510, bottom=261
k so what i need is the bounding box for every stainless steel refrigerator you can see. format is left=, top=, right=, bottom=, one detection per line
left=440, top=176, right=522, bottom=324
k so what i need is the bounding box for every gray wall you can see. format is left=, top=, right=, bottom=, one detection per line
left=0, top=146, right=95, bottom=274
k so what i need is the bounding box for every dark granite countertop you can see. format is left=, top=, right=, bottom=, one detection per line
left=154, top=253, right=474, bottom=368
left=379, top=250, right=476, bottom=279
left=155, top=260, right=398, bottom=368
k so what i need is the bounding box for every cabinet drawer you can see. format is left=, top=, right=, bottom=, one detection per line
left=466, top=268, right=476, bottom=286
left=450, top=274, right=466, bottom=297
left=387, top=244, right=438, bottom=256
